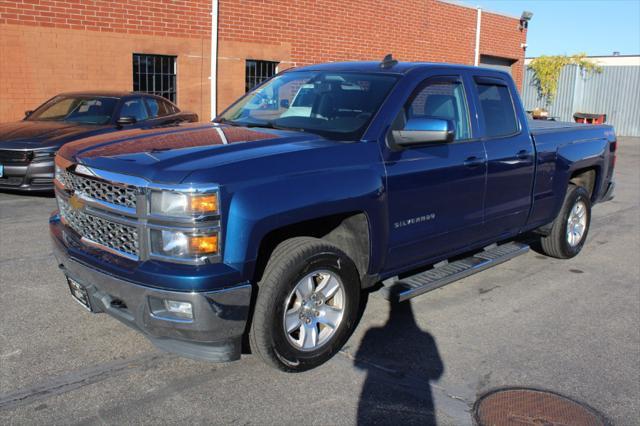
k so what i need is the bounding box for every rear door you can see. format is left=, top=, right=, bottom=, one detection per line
left=383, top=73, right=487, bottom=271
left=471, top=74, right=535, bottom=238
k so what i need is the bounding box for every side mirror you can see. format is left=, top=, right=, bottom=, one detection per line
left=116, top=116, right=137, bottom=127
left=24, top=110, right=33, bottom=118
left=280, top=99, right=290, bottom=109
left=392, top=118, right=455, bottom=147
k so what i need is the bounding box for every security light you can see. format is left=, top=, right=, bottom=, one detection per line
left=521, top=11, right=533, bottom=21
left=519, top=11, right=533, bottom=29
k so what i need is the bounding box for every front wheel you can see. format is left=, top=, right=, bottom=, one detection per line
left=249, top=237, right=361, bottom=372
left=540, top=184, right=592, bottom=259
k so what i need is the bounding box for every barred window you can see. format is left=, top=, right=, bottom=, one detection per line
left=133, top=54, right=177, bottom=103
left=246, top=60, right=278, bottom=92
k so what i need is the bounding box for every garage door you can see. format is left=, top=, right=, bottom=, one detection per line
left=479, top=55, right=516, bottom=75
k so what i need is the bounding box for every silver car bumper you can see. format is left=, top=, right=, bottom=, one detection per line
left=52, top=241, right=252, bottom=362
left=0, top=159, right=55, bottom=191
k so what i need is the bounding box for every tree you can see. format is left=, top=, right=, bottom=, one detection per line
left=528, top=53, right=602, bottom=106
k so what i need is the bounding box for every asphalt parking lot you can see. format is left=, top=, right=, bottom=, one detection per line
left=1, top=138, right=638, bottom=425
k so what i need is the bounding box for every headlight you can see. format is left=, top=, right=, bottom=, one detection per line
left=150, top=190, right=218, bottom=217
left=150, top=229, right=219, bottom=260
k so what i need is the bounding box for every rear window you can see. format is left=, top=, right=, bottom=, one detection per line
left=145, top=97, right=176, bottom=118
left=476, top=83, right=519, bottom=137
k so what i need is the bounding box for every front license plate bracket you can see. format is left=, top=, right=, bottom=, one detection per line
left=67, top=277, right=93, bottom=311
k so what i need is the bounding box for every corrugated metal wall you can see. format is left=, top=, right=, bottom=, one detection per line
left=521, top=64, right=640, bottom=136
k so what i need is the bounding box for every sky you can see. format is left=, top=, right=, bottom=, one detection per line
left=458, top=0, right=640, bottom=57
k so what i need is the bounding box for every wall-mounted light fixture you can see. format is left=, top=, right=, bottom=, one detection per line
left=520, top=11, right=533, bottom=30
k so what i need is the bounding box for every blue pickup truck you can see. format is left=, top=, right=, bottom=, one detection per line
left=50, top=58, right=616, bottom=372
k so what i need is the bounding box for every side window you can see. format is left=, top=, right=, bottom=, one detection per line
left=405, top=80, right=471, bottom=141
left=160, top=99, right=178, bottom=115
left=119, top=98, right=149, bottom=121
left=475, top=82, right=519, bottom=137
left=145, top=98, right=175, bottom=118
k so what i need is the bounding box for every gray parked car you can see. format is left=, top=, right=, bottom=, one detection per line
left=0, top=92, right=197, bottom=192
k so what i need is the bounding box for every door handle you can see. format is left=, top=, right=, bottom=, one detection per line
left=516, top=149, right=530, bottom=160
left=464, top=156, right=486, bottom=168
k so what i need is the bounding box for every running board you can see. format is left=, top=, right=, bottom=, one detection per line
left=380, top=242, right=529, bottom=302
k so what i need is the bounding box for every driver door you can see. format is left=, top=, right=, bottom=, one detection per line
left=117, top=97, right=149, bottom=126
left=383, top=74, right=487, bottom=271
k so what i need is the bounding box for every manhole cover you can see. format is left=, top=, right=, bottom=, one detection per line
left=474, top=387, right=606, bottom=426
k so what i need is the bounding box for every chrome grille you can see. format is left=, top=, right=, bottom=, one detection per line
left=54, top=161, right=222, bottom=264
left=58, top=197, right=139, bottom=258
left=0, top=149, right=31, bottom=164
left=58, top=169, right=137, bottom=209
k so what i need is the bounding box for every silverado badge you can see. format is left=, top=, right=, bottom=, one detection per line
left=394, top=213, right=436, bottom=229
left=69, top=194, right=85, bottom=211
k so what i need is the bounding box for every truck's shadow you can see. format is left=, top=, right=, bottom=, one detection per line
left=354, top=300, right=444, bottom=425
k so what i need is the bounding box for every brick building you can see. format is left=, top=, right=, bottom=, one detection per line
left=0, top=0, right=527, bottom=123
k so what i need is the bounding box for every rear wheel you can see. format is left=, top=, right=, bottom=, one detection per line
left=249, top=237, right=361, bottom=372
left=540, top=184, right=592, bottom=259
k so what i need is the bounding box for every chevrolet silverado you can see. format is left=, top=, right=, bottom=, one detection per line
left=50, top=58, right=616, bottom=372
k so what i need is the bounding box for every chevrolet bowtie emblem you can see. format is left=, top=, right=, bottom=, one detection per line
left=69, top=194, right=85, bottom=211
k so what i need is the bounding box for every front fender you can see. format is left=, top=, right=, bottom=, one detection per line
left=223, top=165, right=387, bottom=280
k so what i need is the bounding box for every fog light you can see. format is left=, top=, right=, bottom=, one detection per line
left=164, top=300, right=193, bottom=319
left=189, top=234, right=218, bottom=255
left=149, top=296, right=194, bottom=321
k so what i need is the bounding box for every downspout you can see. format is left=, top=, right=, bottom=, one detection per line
left=474, top=7, right=482, bottom=66
left=210, top=0, right=219, bottom=120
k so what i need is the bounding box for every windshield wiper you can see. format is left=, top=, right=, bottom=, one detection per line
left=245, top=121, right=304, bottom=132
left=217, top=118, right=304, bottom=132
left=215, top=118, right=242, bottom=126
left=244, top=121, right=274, bottom=129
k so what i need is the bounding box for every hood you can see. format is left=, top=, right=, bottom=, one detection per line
left=58, top=122, right=336, bottom=184
left=0, top=121, right=110, bottom=149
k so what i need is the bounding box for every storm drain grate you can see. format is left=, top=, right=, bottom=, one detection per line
left=474, top=387, right=606, bottom=426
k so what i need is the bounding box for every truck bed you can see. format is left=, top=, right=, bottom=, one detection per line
left=528, top=119, right=611, bottom=135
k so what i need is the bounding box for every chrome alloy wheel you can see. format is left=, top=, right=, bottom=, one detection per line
left=283, top=270, right=345, bottom=351
left=567, top=200, right=588, bottom=246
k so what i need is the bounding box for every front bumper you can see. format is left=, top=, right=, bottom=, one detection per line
left=52, top=222, right=252, bottom=362
left=0, top=159, right=55, bottom=191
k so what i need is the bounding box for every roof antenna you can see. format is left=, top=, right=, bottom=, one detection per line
left=380, top=54, right=398, bottom=69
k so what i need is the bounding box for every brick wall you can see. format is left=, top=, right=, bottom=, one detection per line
left=0, top=0, right=211, bottom=37
left=0, top=24, right=211, bottom=122
left=480, top=11, right=527, bottom=88
left=216, top=0, right=527, bottom=69
left=216, top=0, right=526, bottom=110
left=0, top=0, right=212, bottom=121
left=0, top=0, right=526, bottom=122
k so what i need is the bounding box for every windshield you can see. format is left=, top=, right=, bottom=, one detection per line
left=28, top=96, right=119, bottom=124
left=218, top=71, right=398, bottom=140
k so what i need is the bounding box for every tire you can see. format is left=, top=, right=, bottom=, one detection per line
left=540, top=184, right=592, bottom=259
left=249, top=237, right=361, bottom=372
